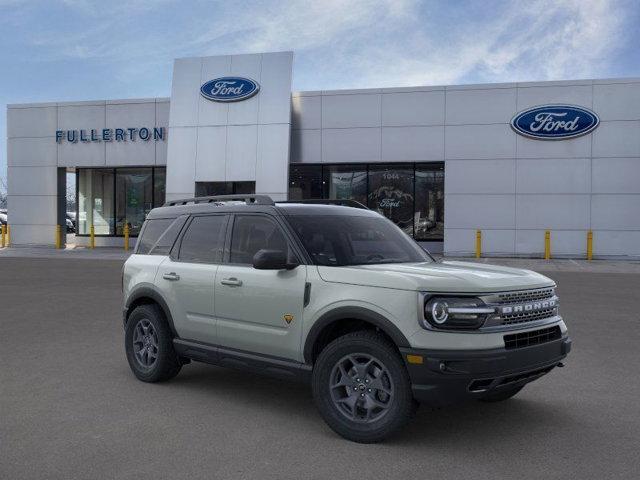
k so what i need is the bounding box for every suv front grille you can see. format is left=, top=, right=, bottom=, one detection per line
left=501, top=307, right=557, bottom=325
left=481, top=287, right=558, bottom=327
left=504, top=326, right=561, bottom=349
left=497, top=288, right=555, bottom=304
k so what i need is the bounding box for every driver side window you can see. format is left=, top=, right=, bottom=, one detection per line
left=229, top=215, right=288, bottom=264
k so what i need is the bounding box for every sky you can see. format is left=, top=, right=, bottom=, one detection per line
left=1, top=0, right=639, bottom=190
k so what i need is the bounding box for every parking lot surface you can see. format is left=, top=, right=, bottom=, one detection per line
left=1, top=257, right=639, bottom=479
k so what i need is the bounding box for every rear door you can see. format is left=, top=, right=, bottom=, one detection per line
left=214, top=214, right=307, bottom=361
left=155, top=214, right=229, bottom=345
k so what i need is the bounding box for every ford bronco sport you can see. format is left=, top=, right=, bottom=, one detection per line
left=122, top=195, right=571, bottom=443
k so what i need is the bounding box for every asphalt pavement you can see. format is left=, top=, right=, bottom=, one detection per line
left=1, top=256, right=639, bottom=479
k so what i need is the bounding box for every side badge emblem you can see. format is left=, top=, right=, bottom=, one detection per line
left=283, top=314, right=294, bottom=325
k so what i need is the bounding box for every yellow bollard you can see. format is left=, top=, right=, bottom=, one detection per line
left=123, top=223, right=130, bottom=252
left=6, top=224, right=10, bottom=246
left=90, top=224, right=95, bottom=249
left=544, top=230, right=551, bottom=260
left=587, top=230, right=593, bottom=261
left=1, top=224, right=5, bottom=248
left=475, top=229, right=481, bottom=259
left=55, top=225, right=62, bottom=249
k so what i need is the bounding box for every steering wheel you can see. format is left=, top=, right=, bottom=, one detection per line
left=366, top=254, right=385, bottom=262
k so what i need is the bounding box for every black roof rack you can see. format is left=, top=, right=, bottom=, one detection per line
left=276, top=199, right=369, bottom=210
left=163, top=194, right=275, bottom=207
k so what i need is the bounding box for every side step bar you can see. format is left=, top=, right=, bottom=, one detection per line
left=173, top=338, right=312, bottom=383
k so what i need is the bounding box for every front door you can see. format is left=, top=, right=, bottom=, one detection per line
left=214, top=214, right=307, bottom=361
left=155, top=214, right=229, bottom=345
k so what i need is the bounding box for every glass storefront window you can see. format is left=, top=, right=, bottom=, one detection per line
left=154, top=169, right=166, bottom=208
left=195, top=181, right=256, bottom=197
left=368, top=164, right=414, bottom=237
left=77, top=167, right=165, bottom=237
left=288, top=162, right=445, bottom=241
left=77, top=169, right=114, bottom=235
left=415, top=165, right=444, bottom=241
left=323, top=164, right=367, bottom=206
left=116, top=169, right=153, bottom=236
left=289, top=165, right=322, bottom=200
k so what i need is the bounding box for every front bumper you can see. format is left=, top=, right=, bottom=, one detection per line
left=400, top=335, right=571, bottom=406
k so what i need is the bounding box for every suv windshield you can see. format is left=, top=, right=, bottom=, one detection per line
left=286, top=214, right=432, bottom=266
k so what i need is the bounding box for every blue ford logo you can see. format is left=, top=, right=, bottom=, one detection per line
left=511, top=105, right=599, bottom=140
left=200, top=77, right=260, bottom=102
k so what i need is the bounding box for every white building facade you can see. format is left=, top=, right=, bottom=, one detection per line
left=6, top=52, right=640, bottom=258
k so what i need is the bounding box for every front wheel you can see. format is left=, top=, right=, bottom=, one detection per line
left=312, top=331, right=417, bottom=443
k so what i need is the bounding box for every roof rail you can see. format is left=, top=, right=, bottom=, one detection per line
left=163, top=194, right=275, bottom=207
left=276, top=199, right=369, bottom=210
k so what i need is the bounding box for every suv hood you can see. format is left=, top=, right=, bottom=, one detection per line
left=317, top=260, right=554, bottom=293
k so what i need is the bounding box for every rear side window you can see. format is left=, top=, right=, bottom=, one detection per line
left=136, top=218, right=174, bottom=254
left=177, top=215, right=228, bottom=263
left=149, top=215, right=188, bottom=256
left=230, top=215, right=288, bottom=264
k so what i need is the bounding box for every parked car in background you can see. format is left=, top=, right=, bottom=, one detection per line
left=0, top=210, right=74, bottom=233
left=66, top=212, right=76, bottom=233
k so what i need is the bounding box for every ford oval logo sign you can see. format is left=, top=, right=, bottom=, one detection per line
left=511, top=105, right=599, bottom=140
left=200, top=77, right=260, bottom=102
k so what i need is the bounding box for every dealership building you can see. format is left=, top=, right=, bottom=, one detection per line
left=6, top=51, right=640, bottom=257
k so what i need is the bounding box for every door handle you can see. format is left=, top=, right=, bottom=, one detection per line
left=162, top=272, right=180, bottom=281
left=220, top=277, right=242, bottom=287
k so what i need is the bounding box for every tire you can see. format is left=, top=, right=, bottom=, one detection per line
left=478, top=385, right=524, bottom=403
left=312, top=330, right=417, bottom=443
left=125, top=304, right=181, bottom=383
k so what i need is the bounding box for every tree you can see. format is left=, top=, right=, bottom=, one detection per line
left=66, top=174, right=76, bottom=212
left=0, top=176, right=7, bottom=209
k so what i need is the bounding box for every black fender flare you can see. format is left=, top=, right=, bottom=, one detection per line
left=124, top=286, right=177, bottom=337
left=303, top=306, right=411, bottom=364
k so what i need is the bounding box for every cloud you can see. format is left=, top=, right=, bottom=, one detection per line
left=7, top=0, right=635, bottom=89
left=472, top=0, right=626, bottom=81
left=179, top=0, right=628, bottom=88
left=333, top=0, right=627, bottom=88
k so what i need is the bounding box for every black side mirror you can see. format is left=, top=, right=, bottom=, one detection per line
left=252, top=249, right=299, bottom=270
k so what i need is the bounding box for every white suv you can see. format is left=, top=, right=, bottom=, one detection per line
left=122, top=195, right=571, bottom=443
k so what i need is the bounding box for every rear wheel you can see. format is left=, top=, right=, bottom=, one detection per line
left=125, top=304, right=181, bottom=382
left=312, top=331, right=416, bottom=443
left=478, top=385, right=524, bottom=403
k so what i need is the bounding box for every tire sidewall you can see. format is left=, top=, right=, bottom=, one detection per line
left=125, top=304, right=178, bottom=382
left=312, top=333, right=414, bottom=442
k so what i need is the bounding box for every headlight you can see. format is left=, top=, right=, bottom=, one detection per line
left=422, top=296, right=495, bottom=330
